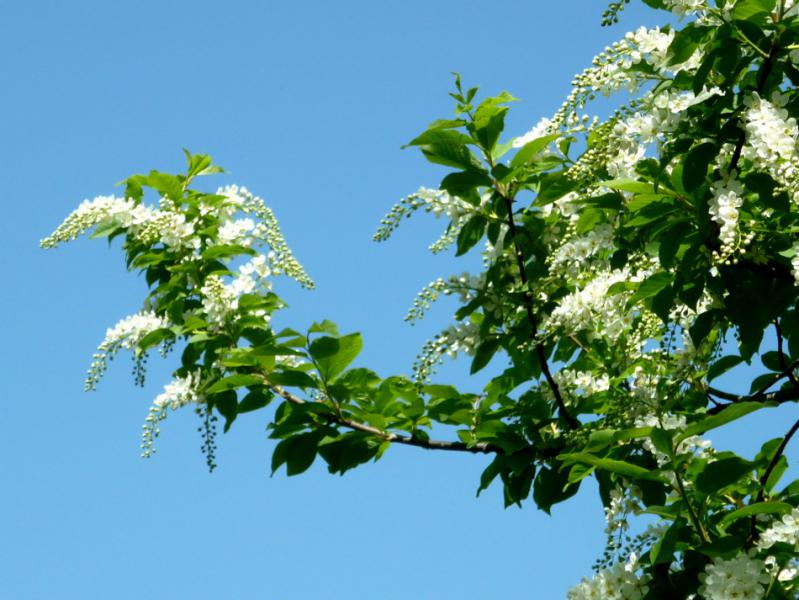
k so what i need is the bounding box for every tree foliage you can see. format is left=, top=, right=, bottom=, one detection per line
left=42, top=1, right=799, bottom=597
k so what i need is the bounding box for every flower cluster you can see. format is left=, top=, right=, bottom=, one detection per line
left=216, top=185, right=314, bottom=288
left=757, top=507, right=799, bottom=552
left=553, top=369, right=611, bottom=406
left=41, top=196, right=155, bottom=249
left=546, top=268, right=637, bottom=343
left=663, top=0, right=708, bottom=18
left=635, top=413, right=712, bottom=468
left=742, top=93, right=799, bottom=202
left=413, top=320, right=481, bottom=382
left=85, top=311, right=170, bottom=391
left=512, top=116, right=558, bottom=150
left=374, top=187, right=479, bottom=253
left=708, top=177, right=745, bottom=262
left=567, top=556, right=650, bottom=600
left=141, top=371, right=204, bottom=458
left=698, top=554, right=770, bottom=600
left=199, top=254, right=274, bottom=329
left=405, top=273, right=484, bottom=323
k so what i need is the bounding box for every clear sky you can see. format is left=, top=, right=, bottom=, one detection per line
left=2, top=1, right=795, bottom=599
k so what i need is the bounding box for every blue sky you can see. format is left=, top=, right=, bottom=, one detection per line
left=2, top=1, right=795, bottom=599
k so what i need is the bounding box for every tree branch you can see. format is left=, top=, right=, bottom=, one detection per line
left=268, top=383, right=499, bottom=454
left=758, top=416, right=799, bottom=501
left=498, top=193, right=579, bottom=430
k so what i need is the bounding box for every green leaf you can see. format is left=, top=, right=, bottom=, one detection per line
left=629, top=272, right=673, bottom=305
left=317, top=433, right=380, bottom=475
left=682, top=142, right=717, bottom=192
left=405, top=129, right=482, bottom=171
left=271, top=432, right=322, bottom=476
left=689, top=309, right=721, bottom=347
left=238, top=390, right=273, bottom=414
left=456, top=215, right=487, bottom=256
left=707, top=355, right=744, bottom=381
left=440, top=171, right=492, bottom=199
left=533, top=466, right=578, bottom=513
left=679, top=402, right=769, bottom=440
left=695, top=457, right=754, bottom=494
left=559, top=453, right=665, bottom=482
left=732, top=0, right=777, bottom=21
left=206, top=374, right=262, bottom=394
left=650, top=428, right=674, bottom=459
left=267, top=369, right=318, bottom=389
left=212, top=390, right=238, bottom=432
left=510, top=134, right=560, bottom=168
left=472, top=101, right=509, bottom=152
left=600, top=179, right=657, bottom=194
left=308, top=320, right=339, bottom=335
left=650, top=518, right=684, bottom=565
left=719, top=502, right=793, bottom=528
left=137, top=328, right=175, bottom=353
left=575, top=208, right=603, bottom=235
left=537, top=172, right=578, bottom=204
left=667, top=23, right=706, bottom=66
left=202, top=244, right=256, bottom=260
left=470, top=337, right=502, bottom=374
left=309, top=333, right=363, bottom=382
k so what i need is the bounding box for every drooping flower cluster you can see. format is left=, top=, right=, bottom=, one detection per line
left=698, top=554, right=770, bottom=600
left=708, top=177, right=745, bottom=262
left=405, top=273, right=484, bottom=323
left=374, top=187, right=480, bottom=253
left=85, top=311, right=170, bottom=391
left=216, top=185, right=314, bottom=288
left=141, top=371, right=204, bottom=458
left=413, top=320, right=480, bottom=382
left=40, top=196, right=154, bottom=249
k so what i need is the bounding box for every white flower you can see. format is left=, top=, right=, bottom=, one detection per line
left=709, top=177, right=744, bottom=260
left=742, top=93, right=799, bottom=199
left=41, top=196, right=157, bottom=248
left=791, top=244, right=799, bottom=285
left=663, top=0, right=708, bottom=17
left=547, top=267, right=648, bottom=343
left=567, top=555, right=650, bottom=600
left=512, top=117, right=557, bottom=149
left=86, top=311, right=170, bottom=390
left=218, top=217, right=255, bottom=246
left=757, top=508, right=799, bottom=552
left=549, top=224, right=614, bottom=278
left=699, top=554, right=769, bottom=600
left=141, top=371, right=204, bottom=458
left=635, top=413, right=712, bottom=467
left=240, top=253, right=273, bottom=280
left=606, top=145, right=646, bottom=179
left=200, top=274, right=239, bottom=327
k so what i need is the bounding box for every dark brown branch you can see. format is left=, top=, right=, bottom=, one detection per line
left=498, top=193, right=579, bottom=430
left=774, top=320, right=799, bottom=389
left=706, top=386, right=799, bottom=414
left=758, top=416, right=799, bottom=500
left=268, top=383, right=498, bottom=454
